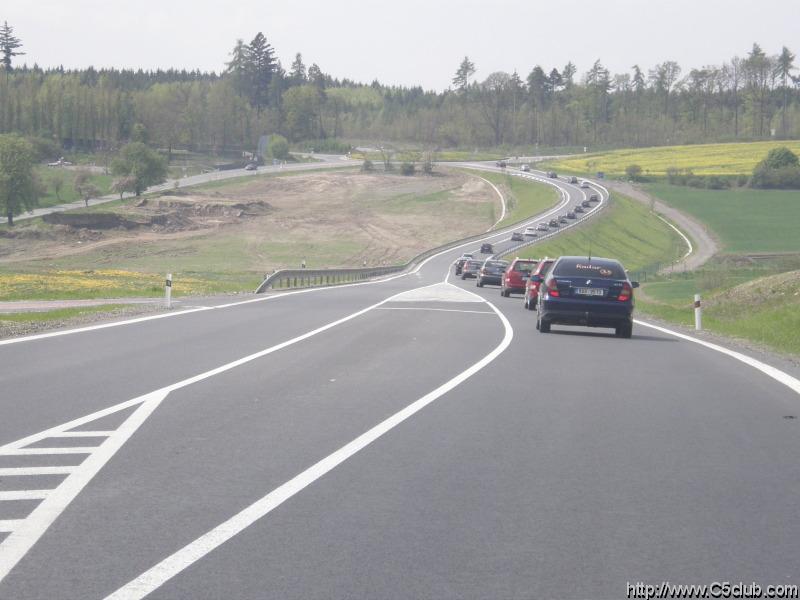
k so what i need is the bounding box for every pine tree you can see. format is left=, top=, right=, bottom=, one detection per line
left=290, top=53, right=306, bottom=84
left=0, top=21, right=25, bottom=82
left=248, top=32, right=275, bottom=113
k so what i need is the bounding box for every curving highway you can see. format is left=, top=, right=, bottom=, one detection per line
left=0, top=170, right=799, bottom=599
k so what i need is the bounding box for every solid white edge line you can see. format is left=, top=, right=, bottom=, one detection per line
left=1, top=168, right=567, bottom=348
left=376, top=307, right=495, bottom=315
left=478, top=176, right=506, bottom=231
left=635, top=319, right=800, bottom=396
left=105, top=288, right=513, bottom=600
left=654, top=213, right=694, bottom=260
left=0, top=282, right=447, bottom=581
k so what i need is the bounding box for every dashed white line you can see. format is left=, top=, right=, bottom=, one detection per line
left=0, top=491, right=50, bottom=501
left=0, top=467, right=75, bottom=476
left=3, top=447, right=96, bottom=456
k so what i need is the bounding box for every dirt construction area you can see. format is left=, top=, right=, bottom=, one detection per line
left=0, top=169, right=498, bottom=296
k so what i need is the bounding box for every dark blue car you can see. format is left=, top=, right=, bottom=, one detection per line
left=533, top=256, right=639, bottom=338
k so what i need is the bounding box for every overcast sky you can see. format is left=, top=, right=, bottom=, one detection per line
left=4, top=0, right=798, bottom=90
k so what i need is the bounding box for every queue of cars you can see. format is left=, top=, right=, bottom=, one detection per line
left=452, top=175, right=635, bottom=337
left=453, top=252, right=637, bottom=338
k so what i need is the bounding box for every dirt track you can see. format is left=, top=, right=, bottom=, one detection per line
left=604, top=180, right=719, bottom=272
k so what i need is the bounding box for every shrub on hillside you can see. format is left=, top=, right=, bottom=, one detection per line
left=400, top=162, right=416, bottom=176
left=751, top=147, right=800, bottom=189
left=625, top=164, right=644, bottom=181
left=266, top=135, right=290, bottom=160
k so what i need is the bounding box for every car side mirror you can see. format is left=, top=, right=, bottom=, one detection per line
left=631, top=281, right=640, bottom=288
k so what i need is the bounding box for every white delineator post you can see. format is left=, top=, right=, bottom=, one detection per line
left=694, top=293, right=702, bottom=331
left=165, top=273, right=172, bottom=309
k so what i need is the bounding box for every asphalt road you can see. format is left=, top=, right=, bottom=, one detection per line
left=1, top=171, right=798, bottom=599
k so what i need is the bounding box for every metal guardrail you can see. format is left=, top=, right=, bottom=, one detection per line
left=254, top=169, right=592, bottom=294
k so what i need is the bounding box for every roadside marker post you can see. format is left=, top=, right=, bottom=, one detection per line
left=165, top=274, right=172, bottom=309
left=694, top=293, right=702, bottom=330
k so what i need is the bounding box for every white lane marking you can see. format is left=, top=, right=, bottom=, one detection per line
left=479, top=176, right=506, bottom=231
left=1, top=168, right=571, bottom=348
left=0, top=391, right=166, bottom=580
left=0, top=521, right=23, bottom=533
left=0, top=282, right=442, bottom=581
left=49, top=431, right=114, bottom=438
left=654, top=213, right=693, bottom=260
left=2, top=447, right=96, bottom=456
left=0, top=491, right=50, bottom=501
left=390, top=282, right=484, bottom=303
left=376, top=307, right=495, bottom=315
left=0, top=467, right=74, bottom=476
left=635, top=320, right=800, bottom=397
left=105, top=288, right=513, bottom=600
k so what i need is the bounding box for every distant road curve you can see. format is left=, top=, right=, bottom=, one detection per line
left=1, top=154, right=358, bottom=226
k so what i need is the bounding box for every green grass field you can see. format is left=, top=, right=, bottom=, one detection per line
left=36, top=168, right=113, bottom=209
left=500, top=193, right=686, bottom=272
left=471, top=171, right=560, bottom=228
left=645, top=184, right=800, bottom=254
left=544, top=141, right=800, bottom=176
left=638, top=268, right=800, bottom=355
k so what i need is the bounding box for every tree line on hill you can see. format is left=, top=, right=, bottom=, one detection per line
left=0, top=21, right=798, bottom=155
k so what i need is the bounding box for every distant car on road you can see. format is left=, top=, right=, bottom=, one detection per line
left=534, top=256, right=639, bottom=337
left=559, top=215, right=568, bottom=223
left=523, top=226, right=538, bottom=237
left=511, top=231, right=524, bottom=241
left=547, top=171, right=558, bottom=178
left=524, top=258, right=555, bottom=310
left=548, top=218, right=559, bottom=228
left=574, top=205, right=585, bottom=213
left=589, top=194, right=599, bottom=202
left=477, top=259, right=509, bottom=288
left=496, top=160, right=507, bottom=168
left=480, top=243, right=494, bottom=254
left=244, top=163, right=258, bottom=171
left=580, top=181, right=590, bottom=189
left=520, top=164, right=530, bottom=172
left=461, top=259, right=483, bottom=279
left=453, top=253, right=474, bottom=275
left=581, top=200, right=592, bottom=208
left=569, top=176, right=578, bottom=184
left=567, top=211, right=576, bottom=219
left=501, top=258, right=537, bottom=297
left=537, top=223, right=549, bottom=231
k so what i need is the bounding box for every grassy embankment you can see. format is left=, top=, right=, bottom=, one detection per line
left=1, top=168, right=558, bottom=305
left=473, top=171, right=560, bottom=228
left=498, top=193, right=685, bottom=272
left=538, top=141, right=800, bottom=355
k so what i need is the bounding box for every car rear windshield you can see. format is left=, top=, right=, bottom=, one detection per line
left=553, top=259, right=626, bottom=279
left=485, top=261, right=507, bottom=268
left=467, top=260, right=482, bottom=268
left=512, top=261, right=536, bottom=272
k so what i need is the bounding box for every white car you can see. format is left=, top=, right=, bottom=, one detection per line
left=580, top=181, right=590, bottom=188
left=523, top=226, right=538, bottom=237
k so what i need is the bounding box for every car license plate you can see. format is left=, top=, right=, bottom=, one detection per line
left=575, top=287, right=604, bottom=296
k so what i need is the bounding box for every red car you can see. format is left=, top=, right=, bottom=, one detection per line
left=524, top=258, right=555, bottom=310
left=500, top=258, right=537, bottom=297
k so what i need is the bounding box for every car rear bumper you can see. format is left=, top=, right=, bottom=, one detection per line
left=541, top=297, right=633, bottom=327
left=481, top=275, right=502, bottom=285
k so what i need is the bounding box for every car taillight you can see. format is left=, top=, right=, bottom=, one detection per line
left=617, top=282, right=632, bottom=301
left=545, top=278, right=559, bottom=297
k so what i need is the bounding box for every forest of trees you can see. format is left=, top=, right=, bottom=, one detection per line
left=0, top=21, right=797, bottom=156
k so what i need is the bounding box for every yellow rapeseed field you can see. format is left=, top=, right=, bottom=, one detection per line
left=0, top=270, right=208, bottom=300
left=547, top=141, right=800, bottom=176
